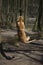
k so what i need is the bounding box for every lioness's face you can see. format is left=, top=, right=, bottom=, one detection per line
left=17, top=16, right=24, bottom=22
left=19, top=17, right=23, bottom=22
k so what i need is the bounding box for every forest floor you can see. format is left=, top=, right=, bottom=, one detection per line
left=0, top=29, right=43, bottom=65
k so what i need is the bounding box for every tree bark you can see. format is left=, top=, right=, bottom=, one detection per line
left=37, top=0, right=42, bottom=31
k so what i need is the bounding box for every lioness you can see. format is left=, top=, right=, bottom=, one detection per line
left=16, top=16, right=30, bottom=43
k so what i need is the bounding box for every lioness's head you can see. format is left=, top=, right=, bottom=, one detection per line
left=17, top=16, right=24, bottom=22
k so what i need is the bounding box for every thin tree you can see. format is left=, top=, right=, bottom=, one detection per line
left=37, top=0, right=42, bottom=31
left=33, top=0, right=42, bottom=32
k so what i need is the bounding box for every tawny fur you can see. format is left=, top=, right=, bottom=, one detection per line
left=17, top=16, right=30, bottom=43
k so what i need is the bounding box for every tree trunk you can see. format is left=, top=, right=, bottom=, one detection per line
left=37, top=0, right=42, bottom=31
left=33, top=0, right=42, bottom=32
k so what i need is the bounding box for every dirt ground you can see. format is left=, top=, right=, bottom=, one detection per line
left=0, top=51, right=43, bottom=65
left=0, top=29, right=43, bottom=65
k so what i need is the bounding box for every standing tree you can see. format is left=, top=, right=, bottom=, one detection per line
left=37, top=0, right=42, bottom=31
left=0, top=0, right=2, bottom=27
left=33, top=0, right=42, bottom=32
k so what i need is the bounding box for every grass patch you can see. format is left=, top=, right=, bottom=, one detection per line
left=0, top=54, right=3, bottom=59
left=7, top=34, right=20, bottom=47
